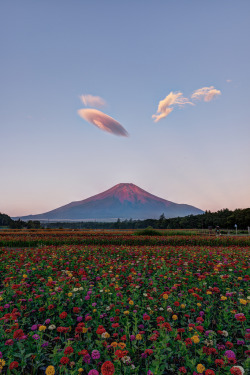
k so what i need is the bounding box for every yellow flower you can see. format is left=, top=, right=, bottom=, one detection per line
left=221, top=296, right=227, bottom=301
left=93, top=309, right=97, bottom=313
left=124, top=310, right=129, bottom=315
left=82, top=327, right=88, bottom=333
left=68, top=292, right=73, bottom=297
left=0, top=297, right=3, bottom=302
left=197, top=364, right=205, bottom=373
left=45, top=365, right=55, bottom=375
left=0, top=359, right=6, bottom=367
left=172, top=315, right=178, bottom=320
left=129, top=300, right=134, bottom=305
left=39, top=325, right=46, bottom=331
left=181, top=304, right=186, bottom=308
left=136, top=334, right=142, bottom=340
left=238, top=277, right=243, bottom=280
left=103, top=332, right=110, bottom=338
left=197, top=303, right=201, bottom=307
left=23, top=274, right=28, bottom=278
left=239, top=299, right=247, bottom=305
left=163, top=294, right=168, bottom=300
left=191, top=335, right=200, bottom=343
left=78, top=369, right=84, bottom=373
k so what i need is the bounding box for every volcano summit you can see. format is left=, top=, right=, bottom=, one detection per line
left=17, top=183, right=203, bottom=221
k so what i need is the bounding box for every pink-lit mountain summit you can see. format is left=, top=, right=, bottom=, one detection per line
left=17, top=183, right=203, bottom=221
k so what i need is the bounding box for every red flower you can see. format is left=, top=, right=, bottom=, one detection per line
left=215, top=359, right=224, bottom=367
left=101, top=361, right=115, bottom=375
left=60, top=356, right=69, bottom=365
left=9, top=361, right=19, bottom=370
left=205, top=370, right=215, bottom=375
left=64, top=346, right=74, bottom=355
left=230, top=368, right=242, bottom=375
left=13, top=329, right=25, bottom=339
left=73, top=307, right=80, bottom=313
left=178, top=367, right=187, bottom=373
left=59, top=311, right=67, bottom=319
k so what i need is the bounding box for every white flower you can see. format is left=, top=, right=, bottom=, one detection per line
left=48, top=325, right=56, bottom=330
left=167, top=308, right=173, bottom=313
left=222, top=330, right=228, bottom=337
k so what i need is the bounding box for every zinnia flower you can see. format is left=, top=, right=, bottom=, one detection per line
left=101, top=361, right=115, bottom=375
left=45, top=365, right=55, bottom=375
left=9, top=361, right=19, bottom=370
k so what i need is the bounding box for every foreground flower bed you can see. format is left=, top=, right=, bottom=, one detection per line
left=0, top=244, right=249, bottom=374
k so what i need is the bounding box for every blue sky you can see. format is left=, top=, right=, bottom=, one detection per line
left=1, top=0, right=250, bottom=216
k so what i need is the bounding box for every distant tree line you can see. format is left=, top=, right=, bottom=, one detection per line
left=0, top=213, right=41, bottom=229
left=42, top=208, right=250, bottom=230
left=1, top=208, right=249, bottom=230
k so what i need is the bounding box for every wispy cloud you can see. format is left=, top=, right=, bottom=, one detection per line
left=226, top=79, right=232, bottom=83
left=191, top=86, right=221, bottom=102
left=78, top=108, right=128, bottom=137
left=152, top=92, right=193, bottom=122
left=80, top=94, right=106, bottom=108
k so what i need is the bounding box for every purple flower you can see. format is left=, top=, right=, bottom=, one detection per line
left=45, top=319, right=51, bottom=325
left=130, top=335, right=136, bottom=341
left=85, top=295, right=90, bottom=300
left=217, top=344, right=225, bottom=350
left=77, top=316, right=83, bottom=322
left=147, top=371, right=153, bottom=375
left=91, top=350, right=100, bottom=359
left=83, top=354, right=91, bottom=364
left=141, top=353, right=147, bottom=358
left=0, top=351, right=2, bottom=358
left=237, top=340, right=245, bottom=345
left=224, top=350, right=236, bottom=359
left=88, top=370, right=99, bottom=375
left=42, top=341, right=49, bottom=347
left=33, top=334, right=40, bottom=340
left=31, top=325, right=38, bottom=331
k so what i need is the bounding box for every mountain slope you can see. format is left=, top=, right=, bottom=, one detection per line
left=16, top=183, right=203, bottom=221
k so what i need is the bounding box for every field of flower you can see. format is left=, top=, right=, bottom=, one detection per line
left=0, top=235, right=249, bottom=374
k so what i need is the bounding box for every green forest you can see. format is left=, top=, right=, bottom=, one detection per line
left=1, top=208, right=249, bottom=230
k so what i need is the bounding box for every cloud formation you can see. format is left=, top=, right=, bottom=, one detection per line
left=78, top=108, right=128, bottom=137
left=152, top=92, right=193, bottom=122
left=80, top=94, right=106, bottom=108
left=191, top=86, right=221, bottom=102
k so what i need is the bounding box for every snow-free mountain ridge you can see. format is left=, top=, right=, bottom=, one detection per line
left=16, top=183, right=203, bottom=221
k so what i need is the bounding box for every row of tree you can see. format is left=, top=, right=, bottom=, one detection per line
left=0, top=214, right=41, bottom=229
left=1, top=208, right=249, bottom=230
left=42, top=208, right=250, bottom=230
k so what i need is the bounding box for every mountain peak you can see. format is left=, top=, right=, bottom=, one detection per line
left=16, top=183, right=204, bottom=221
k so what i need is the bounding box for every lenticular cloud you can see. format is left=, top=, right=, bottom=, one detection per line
left=78, top=109, right=128, bottom=137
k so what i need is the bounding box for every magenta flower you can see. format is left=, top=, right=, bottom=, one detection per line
left=91, top=350, right=100, bottom=359
left=88, top=370, right=99, bottom=375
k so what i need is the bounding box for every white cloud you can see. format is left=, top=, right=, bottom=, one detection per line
left=152, top=92, right=193, bottom=122
left=226, top=79, right=232, bottom=83
left=80, top=94, right=106, bottom=108
left=191, top=86, right=221, bottom=102
left=78, top=108, right=128, bottom=137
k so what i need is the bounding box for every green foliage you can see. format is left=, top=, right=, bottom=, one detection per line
left=134, top=226, right=162, bottom=236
